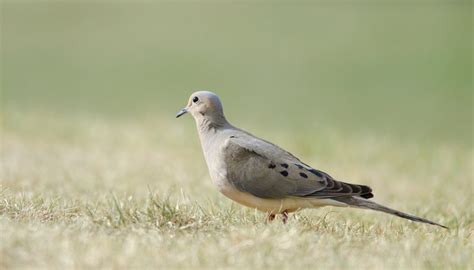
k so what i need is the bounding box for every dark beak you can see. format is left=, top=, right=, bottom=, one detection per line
left=176, top=108, right=188, bottom=118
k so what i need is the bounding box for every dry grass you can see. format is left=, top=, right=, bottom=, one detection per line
left=0, top=111, right=473, bottom=269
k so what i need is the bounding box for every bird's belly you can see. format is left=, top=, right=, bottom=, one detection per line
left=221, top=188, right=305, bottom=213
left=214, top=179, right=344, bottom=214
left=208, top=162, right=345, bottom=214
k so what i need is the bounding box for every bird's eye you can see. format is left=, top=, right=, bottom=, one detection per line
left=192, top=96, right=199, bottom=103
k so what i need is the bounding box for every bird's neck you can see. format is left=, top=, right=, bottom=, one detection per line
left=195, top=114, right=230, bottom=134
left=195, top=115, right=232, bottom=155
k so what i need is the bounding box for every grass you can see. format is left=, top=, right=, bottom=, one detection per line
left=0, top=111, right=472, bottom=269
left=1, top=1, right=472, bottom=269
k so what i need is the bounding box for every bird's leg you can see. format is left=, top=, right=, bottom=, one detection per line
left=267, top=213, right=276, bottom=222
left=281, top=210, right=289, bottom=224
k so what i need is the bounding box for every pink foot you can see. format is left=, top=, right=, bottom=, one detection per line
left=282, top=210, right=289, bottom=224
left=267, top=213, right=276, bottom=222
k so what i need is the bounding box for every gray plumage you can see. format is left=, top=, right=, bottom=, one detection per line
left=223, top=133, right=373, bottom=199
left=177, top=91, right=447, bottom=228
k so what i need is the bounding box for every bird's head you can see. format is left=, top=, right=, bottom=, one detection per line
left=176, top=91, right=227, bottom=126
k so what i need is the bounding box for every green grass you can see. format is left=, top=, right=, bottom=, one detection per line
left=1, top=111, right=472, bottom=269
left=1, top=1, right=472, bottom=269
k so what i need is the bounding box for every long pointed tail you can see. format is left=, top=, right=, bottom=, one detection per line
left=334, top=196, right=448, bottom=229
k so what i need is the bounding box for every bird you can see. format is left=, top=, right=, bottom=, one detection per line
left=176, top=91, right=447, bottom=228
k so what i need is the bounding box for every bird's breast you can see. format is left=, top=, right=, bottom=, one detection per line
left=205, top=151, right=344, bottom=213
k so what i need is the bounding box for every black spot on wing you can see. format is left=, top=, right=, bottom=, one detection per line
left=308, top=168, right=324, bottom=178
left=294, top=163, right=304, bottom=169
left=280, top=171, right=289, bottom=177
left=268, top=163, right=276, bottom=169
left=299, top=172, right=308, bottom=179
left=281, top=163, right=289, bottom=168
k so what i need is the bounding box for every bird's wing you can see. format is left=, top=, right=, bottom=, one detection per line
left=222, top=133, right=373, bottom=199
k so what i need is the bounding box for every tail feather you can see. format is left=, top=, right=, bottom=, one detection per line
left=358, top=184, right=374, bottom=199
left=334, top=196, right=448, bottom=229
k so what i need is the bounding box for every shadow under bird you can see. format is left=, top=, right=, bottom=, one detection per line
left=176, top=91, right=447, bottom=228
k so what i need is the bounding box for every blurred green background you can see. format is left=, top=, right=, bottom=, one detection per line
left=1, top=0, right=472, bottom=145
left=1, top=3, right=473, bottom=268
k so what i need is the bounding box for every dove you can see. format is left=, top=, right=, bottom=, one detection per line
left=176, top=91, right=447, bottom=228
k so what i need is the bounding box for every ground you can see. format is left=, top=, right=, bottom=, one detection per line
left=0, top=111, right=472, bottom=269
left=1, top=1, right=472, bottom=269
